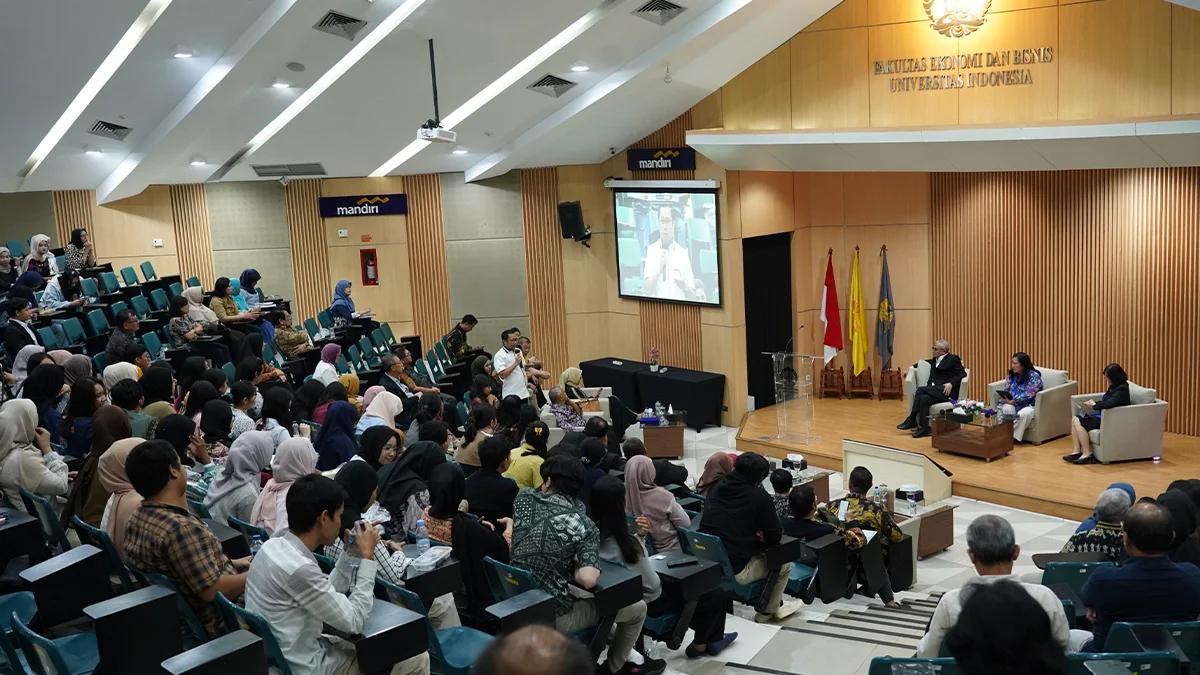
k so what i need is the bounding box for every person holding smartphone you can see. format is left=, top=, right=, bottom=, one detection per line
left=996, top=352, right=1043, bottom=442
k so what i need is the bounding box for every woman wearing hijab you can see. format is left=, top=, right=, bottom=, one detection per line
left=313, top=381, right=348, bottom=424
left=377, top=441, right=446, bottom=534
left=62, top=353, right=93, bottom=387
left=1157, top=490, right=1200, bottom=566
left=314, top=343, right=341, bottom=385
left=313, top=401, right=358, bottom=471
left=503, top=421, right=548, bottom=490
left=23, top=234, right=58, bottom=277
left=339, top=373, right=362, bottom=413
left=204, top=431, right=274, bottom=524
left=328, top=280, right=359, bottom=326
left=238, top=269, right=263, bottom=308
left=358, top=426, right=401, bottom=470
left=0, top=399, right=68, bottom=513
left=0, top=247, right=18, bottom=291
left=155, top=414, right=210, bottom=469
left=11, top=270, right=44, bottom=303
left=433, top=463, right=514, bottom=623
left=361, top=385, right=385, bottom=411
left=97, top=438, right=143, bottom=555
left=12, top=345, right=46, bottom=387
left=697, top=452, right=735, bottom=497
left=141, top=366, right=176, bottom=421
left=259, top=386, right=298, bottom=447
left=63, top=404, right=132, bottom=526
left=251, top=437, right=318, bottom=535
left=624, top=455, right=690, bottom=552
left=101, top=362, right=140, bottom=390
left=63, top=377, right=104, bottom=459
left=64, top=228, right=95, bottom=273
left=41, top=271, right=86, bottom=311
left=326, top=462, right=408, bottom=582
left=23, top=363, right=67, bottom=444
left=356, top=390, right=403, bottom=437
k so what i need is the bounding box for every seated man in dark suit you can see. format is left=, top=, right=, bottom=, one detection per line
left=1070, top=501, right=1200, bottom=652
left=4, top=297, right=41, bottom=357
left=898, top=339, right=966, bottom=438
left=465, top=435, right=519, bottom=525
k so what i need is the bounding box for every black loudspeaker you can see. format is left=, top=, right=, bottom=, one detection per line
left=557, top=201, right=586, bottom=240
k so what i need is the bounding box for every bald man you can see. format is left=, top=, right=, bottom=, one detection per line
left=471, top=625, right=594, bottom=675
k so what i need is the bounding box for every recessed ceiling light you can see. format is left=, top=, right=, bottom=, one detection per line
left=451, top=147, right=469, bottom=155
left=190, top=157, right=207, bottom=166
left=85, top=147, right=104, bottom=156
left=272, top=79, right=291, bottom=89
left=173, top=46, right=193, bottom=59
left=18, top=0, right=175, bottom=181
left=571, top=64, right=590, bottom=72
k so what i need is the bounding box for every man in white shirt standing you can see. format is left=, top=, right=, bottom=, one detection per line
left=916, top=515, right=1070, bottom=657
left=245, top=474, right=429, bottom=675
left=493, top=328, right=529, bottom=401
left=642, top=206, right=699, bottom=302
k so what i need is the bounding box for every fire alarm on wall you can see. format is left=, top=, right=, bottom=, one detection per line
left=337, top=228, right=349, bottom=238
left=152, top=238, right=164, bottom=248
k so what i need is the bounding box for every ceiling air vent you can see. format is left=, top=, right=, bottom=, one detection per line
left=527, top=74, right=576, bottom=98
left=313, top=11, right=367, bottom=40
left=87, top=120, right=132, bottom=142
left=632, top=0, right=686, bottom=25
left=250, top=163, right=327, bottom=177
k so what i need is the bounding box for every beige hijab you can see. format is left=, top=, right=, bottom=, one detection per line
left=183, top=286, right=218, bottom=323
left=560, top=367, right=584, bottom=390
left=97, top=438, right=143, bottom=553
left=102, top=362, right=141, bottom=389
left=364, top=391, right=403, bottom=430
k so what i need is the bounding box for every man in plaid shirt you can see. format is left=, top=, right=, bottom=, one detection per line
left=123, top=440, right=251, bottom=637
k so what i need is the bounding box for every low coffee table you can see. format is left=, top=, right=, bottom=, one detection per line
left=931, top=414, right=1013, bottom=461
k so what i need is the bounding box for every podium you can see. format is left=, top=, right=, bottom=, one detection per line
left=762, top=352, right=819, bottom=445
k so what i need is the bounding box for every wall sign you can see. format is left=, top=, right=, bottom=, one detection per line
left=873, top=46, right=1053, bottom=93
left=318, top=193, right=408, bottom=217
left=924, top=0, right=991, bottom=38
left=627, top=147, right=697, bottom=171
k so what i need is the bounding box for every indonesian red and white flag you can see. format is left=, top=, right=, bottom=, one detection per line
left=821, top=253, right=843, bottom=365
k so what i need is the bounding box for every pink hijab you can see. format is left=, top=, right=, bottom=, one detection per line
left=362, top=385, right=385, bottom=410
left=624, top=455, right=686, bottom=551
left=251, top=437, right=318, bottom=535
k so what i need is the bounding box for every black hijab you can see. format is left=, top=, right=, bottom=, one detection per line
left=377, top=441, right=446, bottom=521
left=200, top=399, right=233, bottom=443
left=156, top=414, right=197, bottom=466
left=359, top=426, right=398, bottom=470
left=142, top=365, right=175, bottom=404
left=335, top=461, right=379, bottom=533
left=1158, top=490, right=1200, bottom=564
left=428, top=463, right=465, bottom=520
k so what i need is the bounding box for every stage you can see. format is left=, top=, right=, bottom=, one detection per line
left=736, top=397, right=1200, bottom=520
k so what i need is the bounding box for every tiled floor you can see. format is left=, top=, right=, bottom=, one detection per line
left=624, top=425, right=1081, bottom=675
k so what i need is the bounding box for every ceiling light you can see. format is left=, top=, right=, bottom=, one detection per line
left=214, top=0, right=427, bottom=179
left=18, top=0, right=175, bottom=181
left=85, top=148, right=104, bottom=156
left=370, top=2, right=613, bottom=177
left=189, top=157, right=207, bottom=166
left=451, top=147, right=469, bottom=155
left=571, top=64, right=590, bottom=72
left=271, top=79, right=291, bottom=89
left=173, top=46, right=193, bottom=59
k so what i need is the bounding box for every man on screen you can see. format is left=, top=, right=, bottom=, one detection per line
left=642, top=206, right=701, bottom=301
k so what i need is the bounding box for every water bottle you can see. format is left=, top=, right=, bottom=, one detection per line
left=872, top=486, right=881, bottom=506
left=907, top=491, right=918, bottom=516
left=250, top=534, right=263, bottom=557
left=415, top=519, right=430, bottom=556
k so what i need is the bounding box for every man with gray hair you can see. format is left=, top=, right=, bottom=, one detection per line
left=898, top=338, right=966, bottom=438
left=1061, top=488, right=1131, bottom=562
left=917, top=515, right=1070, bottom=657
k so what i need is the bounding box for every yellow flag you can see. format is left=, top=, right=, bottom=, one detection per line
left=850, top=248, right=868, bottom=376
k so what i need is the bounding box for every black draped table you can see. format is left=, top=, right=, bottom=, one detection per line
left=579, top=357, right=725, bottom=430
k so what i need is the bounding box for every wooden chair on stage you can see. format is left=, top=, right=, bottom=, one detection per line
left=878, top=368, right=903, bottom=399
left=848, top=367, right=874, bottom=398
left=821, top=364, right=845, bottom=398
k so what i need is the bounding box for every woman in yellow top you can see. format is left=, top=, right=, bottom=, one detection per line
left=208, top=277, right=263, bottom=325
left=502, top=421, right=549, bottom=489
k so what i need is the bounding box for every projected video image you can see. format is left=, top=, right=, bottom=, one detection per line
left=615, top=190, right=720, bottom=306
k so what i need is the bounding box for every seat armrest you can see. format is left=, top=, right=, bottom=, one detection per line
left=986, top=380, right=1005, bottom=405
left=484, top=589, right=557, bottom=634
left=1070, top=392, right=1105, bottom=413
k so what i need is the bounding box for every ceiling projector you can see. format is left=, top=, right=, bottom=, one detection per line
left=418, top=120, right=456, bottom=143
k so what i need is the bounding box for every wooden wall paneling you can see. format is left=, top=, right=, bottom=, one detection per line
left=691, top=91, right=724, bottom=130
left=283, top=179, right=331, bottom=322
left=50, top=190, right=94, bottom=252
left=168, top=184, right=216, bottom=289
left=842, top=172, right=929, bottom=226
left=1058, top=0, right=1172, bottom=121
left=640, top=302, right=704, bottom=371
left=956, top=7, right=1059, bottom=125
left=931, top=168, right=1200, bottom=436
left=720, top=44, right=792, bottom=130
left=520, top=168, right=570, bottom=379
left=868, top=20, right=960, bottom=127
left=738, top=172, right=797, bottom=238
left=92, top=186, right=179, bottom=283
left=405, top=174, right=452, bottom=343
left=791, top=28, right=870, bottom=129
left=804, top=0, right=868, bottom=32
left=1174, top=4, right=1200, bottom=115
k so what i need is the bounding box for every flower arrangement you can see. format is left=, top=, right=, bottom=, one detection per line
left=948, top=399, right=996, bottom=421
left=648, top=347, right=661, bottom=372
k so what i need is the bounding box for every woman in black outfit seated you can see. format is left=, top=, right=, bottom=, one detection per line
left=1063, top=362, right=1131, bottom=465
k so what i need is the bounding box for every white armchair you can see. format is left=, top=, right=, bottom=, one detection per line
left=985, top=368, right=1078, bottom=445
left=1071, top=382, right=1168, bottom=464
left=903, top=362, right=970, bottom=418
left=539, top=393, right=610, bottom=448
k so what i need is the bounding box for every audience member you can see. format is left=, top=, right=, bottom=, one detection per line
left=245, top=473, right=428, bottom=675
left=593, top=477, right=662, bottom=605
left=326, top=462, right=402, bottom=578
left=465, top=434, right=519, bottom=525
left=141, top=366, right=177, bottom=421
left=64, top=228, right=96, bottom=272
left=62, top=352, right=94, bottom=387
left=377, top=441, right=447, bottom=534
left=23, top=234, right=58, bottom=276
left=918, top=515, right=1069, bottom=657
left=65, top=404, right=132, bottom=526
left=470, top=374, right=499, bottom=409
left=944, top=579, right=1066, bottom=675
left=493, top=329, right=529, bottom=402
left=238, top=269, right=262, bottom=307
left=1062, top=487, right=1130, bottom=562
left=443, top=314, right=479, bottom=361
left=579, top=437, right=608, bottom=508
left=23, top=363, right=67, bottom=443
left=111, top=378, right=155, bottom=439
left=829, top=466, right=904, bottom=607
left=177, top=356, right=209, bottom=398
left=105, top=309, right=140, bottom=366
left=700, top=452, right=801, bottom=622
left=169, top=295, right=231, bottom=365
left=1157, top=489, right=1200, bottom=565
left=417, top=419, right=450, bottom=451
left=200, top=367, right=229, bottom=400
left=270, top=310, right=311, bottom=359
left=259, top=386, right=299, bottom=447
left=769, top=468, right=793, bottom=521
left=41, top=270, right=86, bottom=310
left=293, top=379, right=325, bottom=424
left=782, top=484, right=846, bottom=544
left=312, top=381, right=346, bottom=425
left=328, top=279, right=366, bottom=326
left=1071, top=502, right=1200, bottom=651
left=102, top=361, right=139, bottom=390
left=203, top=431, right=274, bottom=524
left=511, top=454, right=662, bottom=675
left=357, top=425, right=400, bottom=470
left=696, top=452, right=734, bottom=497
left=125, top=343, right=153, bottom=372
left=314, top=400, right=358, bottom=471
left=472, top=355, right=504, bottom=398
left=123, top=440, right=250, bottom=638
left=516, top=336, right=549, bottom=404
left=340, top=373, right=362, bottom=412
left=1065, top=362, right=1131, bottom=464
left=624, top=455, right=689, bottom=552
left=229, top=380, right=258, bottom=439
left=0, top=247, right=18, bottom=291
left=209, top=276, right=262, bottom=327
left=5, top=297, right=40, bottom=357
left=357, top=390, right=403, bottom=436
left=621, top=438, right=688, bottom=487
left=252, top=437, right=319, bottom=535
left=314, top=343, right=341, bottom=385
left=547, top=387, right=586, bottom=430
left=471, top=625, right=593, bottom=675
left=97, top=438, right=143, bottom=555
left=62, top=377, right=104, bottom=459
left=183, top=380, right=219, bottom=423
left=0, top=399, right=67, bottom=513
left=155, top=414, right=210, bottom=468
left=199, top=398, right=233, bottom=458
left=457, top=404, right=497, bottom=475
left=1075, top=482, right=1135, bottom=533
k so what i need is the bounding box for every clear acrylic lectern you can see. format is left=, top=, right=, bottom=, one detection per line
left=762, top=352, right=818, bottom=445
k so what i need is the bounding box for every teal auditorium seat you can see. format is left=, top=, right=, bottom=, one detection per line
left=380, top=323, right=398, bottom=347
left=677, top=529, right=767, bottom=611
left=106, top=301, right=127, bottom=323
left=216, top=592, right=293, bottom=675
left=317, top=310, right=333, bottom=329
left=141, top=331, right=164, bottom=360
left=1066, top=651, right=1179, bottom=674
left=376, top=579, right=493, bottom=675
left=130, top=567, right=208, bottom=648
left=6, top=240, right=26, bottom=257
left=1042, top=561, right=1116, bottom=595
left=1106, top=621, right=1200, bottom=674
left=10, top=613, right=99, bottom=675
left=130, top=294, right=152, bottom=319
left=99, top=272, right=120, bottom=294
left=85, top=309, right=109, bottom=337
left=71, top=516, right=136, bottom=594
left=303, top=318, right=320, bottom=339
left=227, top=517, right=270, bottom=547
left=19, top=488, right=72, bottom=554
left=60, top=318, right=87, bottom=345
left=92, top=353, right=108, bottom=374
left=79, top=277, right=99, bottom=299
left=0, top=591, right=38, bottom=672
left=221, top=362, right=236, bottom=382
left=168, top=282, right=183, bottom=298
left=119, top=266, right=139, bottom=287
left=868, top=656, right=958, bottom=674
left=140, top=260, right=157, bottom=281
left=482, top=557, right=538, bottom=601
left=336, top=355, right=351, bottom=375
left=149, top=288, right=169, bottom=311
left=186, top=276, right=201, bottom=288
